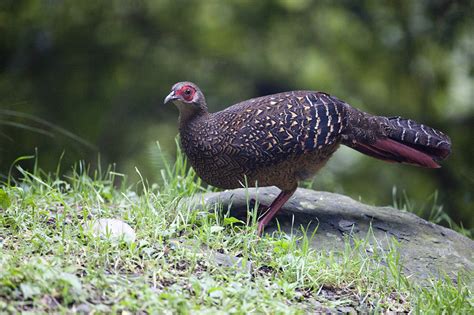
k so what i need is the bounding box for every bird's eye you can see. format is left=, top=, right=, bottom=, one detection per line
left=180, top=86, right=195, bottom=102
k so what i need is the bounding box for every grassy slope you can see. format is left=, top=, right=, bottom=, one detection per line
left=0, top=151, right=472, bottom=314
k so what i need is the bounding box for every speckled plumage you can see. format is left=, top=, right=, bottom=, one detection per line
left=180, top=91, right=347, bottom=191
left=165, top=82, right=451, bottom=234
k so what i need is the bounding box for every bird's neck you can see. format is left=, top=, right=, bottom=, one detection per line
left=177, top=105, right=209, bottom=129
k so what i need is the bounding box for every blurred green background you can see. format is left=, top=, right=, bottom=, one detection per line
left=1, top=0, right=473, bottom=228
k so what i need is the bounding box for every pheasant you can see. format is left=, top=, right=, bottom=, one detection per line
left=164, top=82, right=451, bottom=235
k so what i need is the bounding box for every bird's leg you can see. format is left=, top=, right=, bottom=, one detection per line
left=257, top=187, right=297, bottom=236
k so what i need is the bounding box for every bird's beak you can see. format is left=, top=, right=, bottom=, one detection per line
left=164, top=91, right=177, bottom=104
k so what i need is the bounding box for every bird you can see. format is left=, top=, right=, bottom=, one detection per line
left=164, top=82, right=451, bottom=235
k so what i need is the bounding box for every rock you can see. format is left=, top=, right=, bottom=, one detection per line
left=209, top=251, right=252, bottom=272
left=74, top=303, right=92, bottom=314
left=88, top=218, right=136, bottom=243
left=187, top=187, right=474, bottom=282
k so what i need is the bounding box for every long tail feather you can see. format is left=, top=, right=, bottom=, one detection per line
left=342, top=109, right=451, bottom=168
left=386, top=116, right=451, bottom=161
left=350, top=138, right=441, bottom=168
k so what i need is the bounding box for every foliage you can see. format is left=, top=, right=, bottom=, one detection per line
left=392, top=187, right=473, bottom=239
left=0, top=150, right=472, bottom=313
left=0, top=1, right=472, bottom=228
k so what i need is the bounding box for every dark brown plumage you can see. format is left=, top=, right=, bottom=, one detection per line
left=164, top=81, right=451, bottom=235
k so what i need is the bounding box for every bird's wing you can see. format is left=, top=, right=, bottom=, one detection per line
left=210, top=91, right=347, bottom=170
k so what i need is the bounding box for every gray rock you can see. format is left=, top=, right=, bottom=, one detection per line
left=88, top=218, right=136, bottom=243
left=74, top=303, right=92, bottom=314
left=187, top=187, right=474, bottom=282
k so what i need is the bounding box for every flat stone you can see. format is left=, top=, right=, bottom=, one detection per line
left=88, top=218, right=136, bottom=244
left=187, top=187, right=474, bottom=283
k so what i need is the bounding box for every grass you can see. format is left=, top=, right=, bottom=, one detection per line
left=392, top=187, right=474, bottom=239
left=0, top=108, right=97, bottom=151
left=0, top=145, right=472, bottom=313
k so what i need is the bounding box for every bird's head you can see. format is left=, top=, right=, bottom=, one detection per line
left=164, top=82, right=207, bottom=117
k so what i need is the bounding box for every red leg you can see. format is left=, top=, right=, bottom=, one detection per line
left=257, top=188, right=297, bottom=236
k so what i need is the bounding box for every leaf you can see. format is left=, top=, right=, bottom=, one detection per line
left=273, top=239, right=290, bottom=254
left=208, top=287, right=224, bottom=299
left=20, top=283, right=41, bottom=299
left=210, top=226, right=224, bottom=233
left=223, top=217, right=243, bottom=226
left=59, top=272, right=82, bottom=293
left=0, top=189, right=11, bottom=209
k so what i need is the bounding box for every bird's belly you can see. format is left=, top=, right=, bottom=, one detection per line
left=249, top=144, right=340, bottom=190
left=187, top=143, right=340, bottom=191
left=190, top=155, right=246, bottom=189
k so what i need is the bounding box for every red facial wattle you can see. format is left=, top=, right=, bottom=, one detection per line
left=176, top=85, right=196, bottom=102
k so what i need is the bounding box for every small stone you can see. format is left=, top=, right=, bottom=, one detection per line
left=337, top=306, right=357, bottom=314
left=168, top=238, right=253, bottom=273
left=74, top=303, right=92, bottom=314
left=210, top=252, right=253, bottom=273
left=89, top=219, right=136, bottom=243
